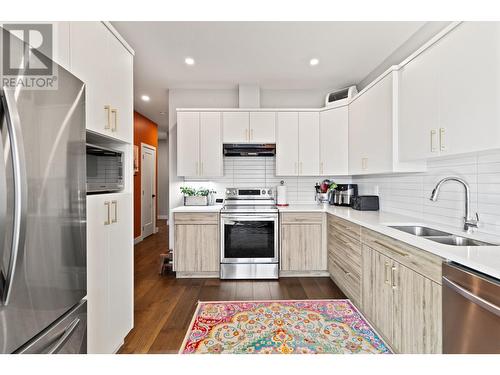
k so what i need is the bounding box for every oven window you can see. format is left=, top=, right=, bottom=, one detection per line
left=224, top=220, right=275, bottom=259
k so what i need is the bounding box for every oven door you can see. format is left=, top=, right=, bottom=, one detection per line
left=221, top=214, right=278, bottom=263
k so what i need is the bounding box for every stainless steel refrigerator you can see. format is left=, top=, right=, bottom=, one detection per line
left=0, top=27, right=87, bottom=354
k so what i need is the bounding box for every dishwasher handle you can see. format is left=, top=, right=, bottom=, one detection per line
left=443, top=276, right=500, bottom=317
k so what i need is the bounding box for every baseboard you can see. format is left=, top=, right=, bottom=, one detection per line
left=176, top=271, right=219, bottom=279
left=279, top=270, right=330, bottom=277
left=134, top=236, right=143, bottom=245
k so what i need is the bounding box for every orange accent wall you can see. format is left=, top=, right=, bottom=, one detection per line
left=134, top=111, right=158, bottom=239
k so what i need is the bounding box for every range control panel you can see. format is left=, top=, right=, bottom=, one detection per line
left=225, top=188, right=274, bottom=199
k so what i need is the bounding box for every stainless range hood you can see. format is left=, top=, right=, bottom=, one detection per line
left=223, top=143, right=276, bottom=157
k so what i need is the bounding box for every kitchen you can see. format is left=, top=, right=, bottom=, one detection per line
left=1, top=2, right=500, bottom=371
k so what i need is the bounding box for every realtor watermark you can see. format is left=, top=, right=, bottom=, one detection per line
left=1, top=23, right=58, bottom=89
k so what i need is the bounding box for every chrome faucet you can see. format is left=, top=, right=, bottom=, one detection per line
left=430, top=177, right=479, bottom=232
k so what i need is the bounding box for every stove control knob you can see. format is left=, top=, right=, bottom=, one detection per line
left=262, top=189, right=266, bottom=195
left=267, top=189, right=272, bottom=195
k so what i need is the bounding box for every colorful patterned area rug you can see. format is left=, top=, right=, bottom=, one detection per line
left=180, top=299, right=391, bottom=354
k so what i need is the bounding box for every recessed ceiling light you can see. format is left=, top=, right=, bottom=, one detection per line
left=184, top=57, right=195, bottom=66
left=141, top=95, right=150, bottom=102
left=309, top=58, right=319, bottom=66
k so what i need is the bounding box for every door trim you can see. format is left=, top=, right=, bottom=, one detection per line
left=140, top=143, right=156, bottom=239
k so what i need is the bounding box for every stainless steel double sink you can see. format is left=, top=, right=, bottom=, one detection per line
left=389, top=226, right=496, bottom=246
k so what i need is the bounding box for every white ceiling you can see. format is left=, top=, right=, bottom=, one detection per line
left=112, top=21, right=426, bottom=127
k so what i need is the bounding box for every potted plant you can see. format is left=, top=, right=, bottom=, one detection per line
left=180, top=186, right=216, bottom=206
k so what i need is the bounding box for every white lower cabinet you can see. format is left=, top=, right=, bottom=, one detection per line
left=87, top=193, right=133, bottom=353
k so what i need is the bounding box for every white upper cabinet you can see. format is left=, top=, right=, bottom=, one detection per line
left=70, top=22, right=133, bottom=143
left=276, top=111, right=320, bottom=176
left=107, top=31, right=134, bottom=143
left=222, top=111, right=275, bottom=143
left=177, top=112, right=200, bottom=177
left=276, top=112, right=299, bottom=176
left=222, top=112, right=249, bottom=143
left=298, top=112, right=320, bottom=176
left=349, top=70, right=425, bottom=175
left=249, top=112, right=276, bottom=142
left=398, top=37, right=440, bottom=160
left=200, top=112, right=223, bottom=176
left=349, top=72, right=394, bottom=175
left=399, top=22, right=500, bottom=160
left=320, top=106, right=349, bottom=175
left=52, top=22, right=71, bottom=71
left=177, top=111, right=223, bottom=177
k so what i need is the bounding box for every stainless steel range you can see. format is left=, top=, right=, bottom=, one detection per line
left=220, top=188, right=279, bottom=279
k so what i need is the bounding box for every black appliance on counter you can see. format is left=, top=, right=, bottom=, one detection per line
left=329, top=184, right=358, bottom=206
left=351, top=195, right=380, bottom=211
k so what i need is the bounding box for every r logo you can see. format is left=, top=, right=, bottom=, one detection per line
left=2, top=23, right=53, bottom=76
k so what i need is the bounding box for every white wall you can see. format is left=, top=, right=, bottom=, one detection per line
left=157, top=139, right=169, bottom=218
left=353, top=150, right=500, bottom=239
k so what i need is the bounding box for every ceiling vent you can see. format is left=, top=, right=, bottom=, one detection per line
left=324, top=86, right=358, bottom=107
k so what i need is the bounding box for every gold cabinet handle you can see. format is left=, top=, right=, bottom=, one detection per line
left=104, top=105, right=111, bottom=130
left=430, top=129, right=438, bottom=152
left=320, top=161, right=324, bottom=175
left=362, top=157, right=368, bottom=170
left=104, top=201, right=110, bottom=225
left=250, top=128, right=253, bottom=140
left=200, top=161, right=204, bottom=176
left=299, top=161, right=303, bottom=175
left=384, top=261, right=390, bottom=285
left=195, top=162, right=199, bottom=176
left=294, top=162, right=297, bottom=175
left=374, top=240, right=409, bottom=257
left=111, top=108, right=118, bottom=132
left=439, top=127, right=446, bottom=151
left=391, top=265, right=397, bottom=289
left=245, top=128, right=249, bottom=141
left=111, top=200, right=117, bottom=223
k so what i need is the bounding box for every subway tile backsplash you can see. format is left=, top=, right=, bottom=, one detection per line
left=184, top=157, right=351, bottom=204
left=353, top=150, right=500, bottom=239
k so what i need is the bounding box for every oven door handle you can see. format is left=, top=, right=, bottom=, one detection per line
left=222, top=215, right=277, bottom=222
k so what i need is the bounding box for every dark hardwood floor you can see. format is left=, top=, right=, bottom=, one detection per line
left=119, top=220, right=346, bottom=354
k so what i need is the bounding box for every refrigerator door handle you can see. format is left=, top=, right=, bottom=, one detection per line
left=46, top=318, right=80, bottom=354
left=1, top=89, right=28, bottom=306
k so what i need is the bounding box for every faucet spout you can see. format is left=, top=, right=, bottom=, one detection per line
left=429, top=177, right=479, bottom=232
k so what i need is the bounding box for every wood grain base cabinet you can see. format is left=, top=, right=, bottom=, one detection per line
left=280, top=213, right=325, bottom=272
left=362, top=244, right=442, bottom=354
left=327, top=215, right=362, bottom=306
left=174, top=213, right=219, bottom=273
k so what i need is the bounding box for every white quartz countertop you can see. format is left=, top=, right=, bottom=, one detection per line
left=171, top=204, right=223, bottom=213
left=171, top=202, right=500, bottom=279
left=281, top=204, right=500, bottom=280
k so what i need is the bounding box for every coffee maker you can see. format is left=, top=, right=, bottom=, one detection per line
left=330, top=184, right=358, bottom=206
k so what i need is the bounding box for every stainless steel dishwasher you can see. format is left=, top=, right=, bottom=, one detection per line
left=442, top=262, right=500, bottom=353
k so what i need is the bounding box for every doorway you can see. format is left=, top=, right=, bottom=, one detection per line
left=141, top=143, right=156, bottom=238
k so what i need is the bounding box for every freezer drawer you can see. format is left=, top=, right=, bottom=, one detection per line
left=15, top=300, right=87, bottom=354
left=443, top=262, right=500, bottom=354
